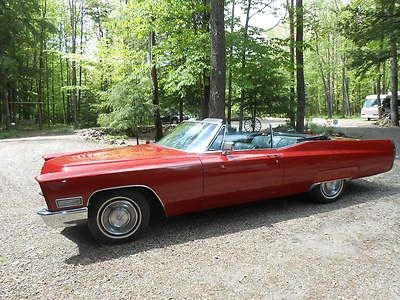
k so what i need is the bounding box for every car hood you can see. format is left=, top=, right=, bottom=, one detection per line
left=40, top=143, right=186, bottom=174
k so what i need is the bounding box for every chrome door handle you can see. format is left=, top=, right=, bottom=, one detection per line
left=266, top=154, right=280, bottom=163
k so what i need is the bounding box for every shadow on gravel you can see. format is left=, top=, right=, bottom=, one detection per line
left=63, top=179, right=400, bottom=265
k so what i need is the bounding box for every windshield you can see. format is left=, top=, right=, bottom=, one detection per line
left=157, top=121, right=218, bottom=152
left=363, top=99, right=378, bottom=107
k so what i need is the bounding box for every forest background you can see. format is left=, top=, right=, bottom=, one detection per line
left=1, top=0, right=399, bottom=140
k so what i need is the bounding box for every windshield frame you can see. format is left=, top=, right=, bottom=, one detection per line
left=156, top=120, right=223, bottom=153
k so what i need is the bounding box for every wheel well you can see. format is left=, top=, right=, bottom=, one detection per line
left=88, top=186, right=167, bottom=220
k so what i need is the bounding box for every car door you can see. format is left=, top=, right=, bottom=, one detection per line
left=198, top=134, right=284, bottom=210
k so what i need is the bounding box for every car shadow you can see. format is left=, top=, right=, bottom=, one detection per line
left=62, top=179, right=400, bottom=265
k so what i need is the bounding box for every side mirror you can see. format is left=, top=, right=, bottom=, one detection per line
left=222, top=141, right=234, bottom=155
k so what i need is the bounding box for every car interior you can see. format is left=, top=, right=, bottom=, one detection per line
left=209, top=129, right=329, bottom=151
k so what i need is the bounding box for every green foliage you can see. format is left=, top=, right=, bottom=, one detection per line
left=1, top=0, right=398, bottom=133
left=106, top=134, right=129, bottom=140
left=0, top=129, right=18, bottom=139
left=306, top=123, right=337, bottom=135
left=97, top=76, right=153, bottom=134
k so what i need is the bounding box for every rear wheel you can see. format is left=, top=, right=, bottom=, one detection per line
left=88, top=190, right=150, bottom=244
left=309, top=179, right=345, bottom=203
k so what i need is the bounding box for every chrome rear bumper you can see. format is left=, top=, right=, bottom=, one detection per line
left=37, top=207, right=88, bottom=228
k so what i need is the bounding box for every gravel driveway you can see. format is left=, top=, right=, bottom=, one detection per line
left=0, top=125, right=399, bottom=299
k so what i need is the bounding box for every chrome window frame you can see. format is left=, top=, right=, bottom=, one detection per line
left=206, top=125, right=227, bottom=152
left=158, top=119, right=307, bottom=154
left=157, top=120, right=223, bottom=153
left=204, top=124, right=307, bottom=153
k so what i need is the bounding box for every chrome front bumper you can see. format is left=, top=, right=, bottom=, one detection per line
left=37, top=207, right=88, bottom=228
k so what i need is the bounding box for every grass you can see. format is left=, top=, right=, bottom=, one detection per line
left=306, top=123, right=344, bottom=136
left=0, top=129, right=19, bottom=139
left=106, top=134, right=129, bottom=140
left=310, top=114, right=361, bottom=120
left=0, top=124, right=74, bottom=139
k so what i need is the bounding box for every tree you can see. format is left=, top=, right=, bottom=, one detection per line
left=389, top=35, right=398, bottom=126
left=9, top=0, right=397, bottom=136
left=209, top=0, right=226, bottom=119
left=286, top=0, right=296, bottom=126
left=226, top=0, right=235, bottom=125
left=68, top=0, right=78, bottom=126
left=202, top=0, right=211, bottom=119
left=341, top=0, right=399, bottom=126
left=239, top=0, right=251, bottom=131
left=295, top=0, right=305, bottom=132
left=150, top=29, right=163, bottom=140
left=388, top=1, right=399, bottom=126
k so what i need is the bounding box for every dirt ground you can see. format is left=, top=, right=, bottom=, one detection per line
left=0, top=121, right=399, bottom=299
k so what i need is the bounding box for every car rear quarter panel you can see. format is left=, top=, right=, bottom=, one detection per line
left=277, top=139, right=394, bottom=196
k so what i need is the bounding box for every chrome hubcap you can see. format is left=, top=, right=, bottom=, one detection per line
left=100, top=199, right=139, bottom=236
left=109, top=207, right=131, bottom=228
left=320, top=179, right=344, bottom=199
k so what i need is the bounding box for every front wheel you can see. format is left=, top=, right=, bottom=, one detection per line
left=88, top=190, right=150, bottom=243
left=309, top=179, right=346, bottom=203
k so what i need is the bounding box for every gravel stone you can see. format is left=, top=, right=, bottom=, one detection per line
left=0, top=124, right=399, bottom=299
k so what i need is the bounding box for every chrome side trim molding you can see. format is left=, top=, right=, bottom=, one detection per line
left=37, top=207, right=88, bottom=228
left=87, top=185, right=168, bottom=216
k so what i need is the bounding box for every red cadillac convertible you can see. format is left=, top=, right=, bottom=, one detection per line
left=37, top=119, right=395, bottom=243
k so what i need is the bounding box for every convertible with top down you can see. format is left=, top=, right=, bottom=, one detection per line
left=36, top=119, right=395, bottom=243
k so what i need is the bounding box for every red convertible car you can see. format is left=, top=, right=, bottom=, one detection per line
left=36, top=119, right=395, bottom=243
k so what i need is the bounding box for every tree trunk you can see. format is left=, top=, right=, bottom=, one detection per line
left=332, top=39, right=338, bottom=115
left=202, top=70, right=210, bottom=119
left=295, top=0, right=305, bottom=132
left=227, top=0, right=235, bottom=125
left=239, top=0, right=252, bottom=131
left=376, top=64, right=382, bottom=118
left=149, top=30, right=163, bottom=140
left=66, top=55, right=71, bottom=122
left=345, top=77, right=351, bottom=115
left=59, top=29, right=67, bottom=124
left=69, top=0, right=78, bottom=126
left=201, top=0, right=210, bottom=119
left=78, top=0, right=84, bottom=116
left=1, top=82, right=11, bottom=130
left=327, top=72, right=333, bottom=118
left=341, top=53, right=350, bottom=117
left=65, top=34, right=72, bottom=122
left=179, top=96, right=184, bottom=122
left=209, top=0, right=226, bottom=119
left=315, top=35, right=330, bottom=118
left=45, top=45, right=50, bottom=126
left=390, top=36, right=399, bottom=126
left=51, top=59, right=55, bottom=122
left=287, top=0, right=296, bottom=127
left=37, top=0, right=47, bottom=130
left=383, top=60, right=387, bottom=94
left=327, top=46, right=333, bottom=118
